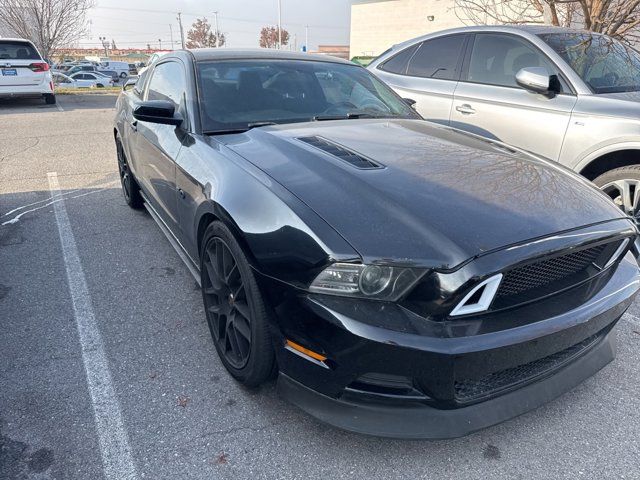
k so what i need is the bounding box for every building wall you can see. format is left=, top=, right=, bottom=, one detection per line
left=350, top=0, right=466, bottom=57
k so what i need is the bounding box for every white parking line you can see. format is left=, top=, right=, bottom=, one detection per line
left=47, top=172, right=138, bottom=480
left=56, top=102, right=64, bottom=112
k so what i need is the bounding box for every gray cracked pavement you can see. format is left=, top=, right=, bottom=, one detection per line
left=1, top=94, right=639, bottom=480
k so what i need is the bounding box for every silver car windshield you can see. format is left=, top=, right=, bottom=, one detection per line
left=540, top=33, right=640, bottom=94
left=197, top=59, right=419, bottom=133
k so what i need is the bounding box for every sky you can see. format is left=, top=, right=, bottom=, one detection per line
left=81, top=0, right=352, bottom=51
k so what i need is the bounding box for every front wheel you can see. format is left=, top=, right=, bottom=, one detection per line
left=593, top=166, right=640, bottom=220
left=44, top=93, right=56, bottom=105
left=119, top=72, right=127, bottom=78
left=200, top=221, right=275, bottom=387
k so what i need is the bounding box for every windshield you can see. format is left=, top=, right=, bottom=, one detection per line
left=197, top=59, right=419, bottom=133
left=539, top=33, right=640, bottom=94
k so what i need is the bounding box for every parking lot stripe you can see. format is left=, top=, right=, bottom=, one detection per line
left=47, top=172, right=138, bottom=480
left=56, top=102, right=64, bottom=112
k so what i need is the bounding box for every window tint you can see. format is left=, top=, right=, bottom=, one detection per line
left=146, top=61, right=187, bottom=108
left=379, top=44, right=419, bottom=74
left=0, top=41, right=40, bottom=60
left=197, top=60, right=418, bottom=132
left=467, top=33, right=559, bottom=88
left=406, top=35, right=466, bottom=80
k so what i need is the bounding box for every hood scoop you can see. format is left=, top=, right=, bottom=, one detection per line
left=297, top=136, right=384, bottom=170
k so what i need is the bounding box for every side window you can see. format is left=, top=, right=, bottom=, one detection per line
left=378, top=44, right=419, bottom=75
left=467, top=34, right=560, bottom=89
left=406, top=35, right=466, bottom=80
left=146, top=61, right=187, bottom=110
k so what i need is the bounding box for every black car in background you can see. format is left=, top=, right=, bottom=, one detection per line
left=113, top=49, right=640, bottom=439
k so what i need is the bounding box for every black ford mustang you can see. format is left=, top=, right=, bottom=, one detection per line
left=114, top=49, right=640, bottom=439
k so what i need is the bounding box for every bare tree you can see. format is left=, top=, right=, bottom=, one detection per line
left=186, top=17, right=225, bottom=48
left=454, top=0, right=640, bottom=44
left=0, top=0, right=93, bottom=60
left=259, top=25, right=290, bottom=48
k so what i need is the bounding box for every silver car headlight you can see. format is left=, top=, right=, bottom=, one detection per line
left=308, top=263, right=423, bottom=301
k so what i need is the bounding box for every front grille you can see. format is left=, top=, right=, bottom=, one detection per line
left=496, top=244, right=608, bottom=298
left=454, top=332, right=602, bottom=403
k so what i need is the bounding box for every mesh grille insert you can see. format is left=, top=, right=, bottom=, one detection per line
left=298, top=136, right=383, bottom=169
left=454, top=333, right=602, bottom=403
left=496, top=244, right=607, bottom=298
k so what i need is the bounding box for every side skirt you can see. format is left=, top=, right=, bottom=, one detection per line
left=141, top=192, right=201, bottom=286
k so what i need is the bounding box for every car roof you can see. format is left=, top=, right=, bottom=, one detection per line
left=187, top=48, right=353, bottom=65
left=0, top=37, right=37, bottom=43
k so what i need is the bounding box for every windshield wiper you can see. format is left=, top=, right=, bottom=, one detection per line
left=204, top=121, right=277, bottom=135
left=312, top=112, right=383, bottom=121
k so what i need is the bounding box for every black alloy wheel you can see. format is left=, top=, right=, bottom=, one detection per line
left=116, top=137, right=143, bottom=208
left=200, top=222, right=275, bottom=386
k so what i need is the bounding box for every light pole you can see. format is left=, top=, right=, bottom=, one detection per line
left=177, top=12, right=185, bottom=49
left=158, top=38, right=162, bottom=50
left=305, top=24, right=308, bottom=53
left=99, top=36, right=109, bottom=58
left=277, top=0, right=282, bottom=49
left=213, top=11, right=220, bottom=48
left=169, top=24, right=174, bottom=49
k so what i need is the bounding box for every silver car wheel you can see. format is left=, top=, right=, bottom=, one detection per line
left=601, top=179, right=640, bottom=218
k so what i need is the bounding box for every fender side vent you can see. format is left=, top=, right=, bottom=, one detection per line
left=297, top=136, right=383, bottom=170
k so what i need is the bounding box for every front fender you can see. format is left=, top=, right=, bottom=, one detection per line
left=176, top=136, right=360, bottom=288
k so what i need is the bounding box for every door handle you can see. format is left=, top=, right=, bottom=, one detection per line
left=130, top=120, right=138, bottom=132
left=178, top=188, right=186, bottom=199
left=455, top=104, right=476, bottom=115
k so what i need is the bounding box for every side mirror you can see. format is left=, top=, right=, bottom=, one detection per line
left=123, top=78, right=137, bottom=91
left=515, top=67, right=554, bottom=95
left=403, top=98, right=417, bottom=107
left=133, top=100, right=183, bottom=126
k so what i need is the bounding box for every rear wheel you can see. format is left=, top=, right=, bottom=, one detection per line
left=44, top=93, right=56, bottom=105
left=116, top=136, right=143, bottom=209
left=119, top=72, right=127, bottom=79
left=200, top=221, right=275, bottom=387
left=593, top=166, right=640, bottom=221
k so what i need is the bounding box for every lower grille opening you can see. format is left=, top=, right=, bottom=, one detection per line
left=454, top=331, right=605, bottom=404
left=346, top=373, right=429, bottom=400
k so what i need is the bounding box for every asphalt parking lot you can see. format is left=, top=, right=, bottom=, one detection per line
left=1, top=94, right=640, bottom=480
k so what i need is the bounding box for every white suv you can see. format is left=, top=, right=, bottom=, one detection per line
left=0, top=38, right=55, bottom=104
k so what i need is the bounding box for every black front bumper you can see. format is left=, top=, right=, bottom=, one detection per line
left=264, top=252, right=640, bottom=439
left=278, top=327, right=615, bottom=439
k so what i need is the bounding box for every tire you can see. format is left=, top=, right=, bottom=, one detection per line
left=44, top=93, right=56, bottom=105
left=96, top=83, right=104, bottom=88
left=593, top=165, right=640, bottom=219
left=119, top=72, right=127, bottom=78
left=115, top=135, right=143, bottom=209
left=200, top=221, right=275, bottom=387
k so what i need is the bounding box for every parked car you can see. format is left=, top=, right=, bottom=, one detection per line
left=68, top=72, right=113, bottom=87
left=128, top=63, right=138, bottom=76
left=96, top=70, right=119, bottom=82
left=369, top=26, right=640, bottom=220
left=100, top=60, right=129, bottom=78
left=113, top=49, right=640, bottom=439
left=0, top=38, right=55, bottom=104
left=53, top=72, right=92, bottom=89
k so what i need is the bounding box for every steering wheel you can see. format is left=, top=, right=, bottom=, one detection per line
left=323, top=101, right=358, bottom=115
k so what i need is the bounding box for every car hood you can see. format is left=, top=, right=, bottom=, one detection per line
left=220, top=119, right=626, bottom=269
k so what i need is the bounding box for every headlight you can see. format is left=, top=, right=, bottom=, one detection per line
left=309, top=263, right=423, bottom=300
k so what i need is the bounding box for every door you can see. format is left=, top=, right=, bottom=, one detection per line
left=451, top=33, right=577, bottom=161
left=373, top=34, right=468, bottom=125
left=135, top=60, right=188, bottom=230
